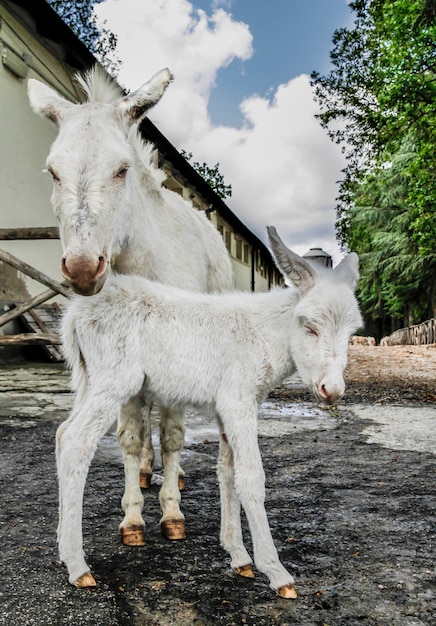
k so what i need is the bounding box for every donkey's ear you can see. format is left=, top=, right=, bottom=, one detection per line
left=116, top=68, right=174, bottom=123
left=334, top=252, right=360, bottom=290
left=27, top=79, right=73, bottom=125
left=267, top=226, right=315, bottom=293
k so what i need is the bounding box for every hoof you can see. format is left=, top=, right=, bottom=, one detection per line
left=74, top=572, right=96, bottom=588
left=277, top=584, right=297, bottom=599
left=120, top=524, right=146, bottom=546
left=235, top=564, right=255, bottom=578
left=161, top=519, right=186, bottom=540
left=140, top=471, right=152, bottom=489
left=178, top=475, right=186, bottom=491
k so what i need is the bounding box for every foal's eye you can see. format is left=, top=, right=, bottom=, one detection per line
left=304, top=325, right=318, bottom=337
left=115, top=166, right=129, bottom=179
left=47, top=166, right=60, bottom=182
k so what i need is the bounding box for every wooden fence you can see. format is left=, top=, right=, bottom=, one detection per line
left=388, top=317, right=436, bottom=346
left=0, top=227, right=70, bottom=354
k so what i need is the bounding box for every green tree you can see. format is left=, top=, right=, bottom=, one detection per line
left=47, top=0, right=121, bottom=75
left=346, top=136, right=436, bottom=325
left=181, top=151, right=232, bottom=200
left=311, top=0, right=436, bottom=324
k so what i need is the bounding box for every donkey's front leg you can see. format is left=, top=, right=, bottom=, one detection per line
left=117, top=395, right=147, bottom=546
left=219, top=400, right=297, bottom=599
left=159, top=406, right=186, bottom=540
left=57, top=396, right=119, bottom=587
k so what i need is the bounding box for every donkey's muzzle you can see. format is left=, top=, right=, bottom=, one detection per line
left=62, top=255, right=108, bottom=296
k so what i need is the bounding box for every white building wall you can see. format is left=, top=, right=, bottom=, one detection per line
left=0, top=4, right=74, bottom=298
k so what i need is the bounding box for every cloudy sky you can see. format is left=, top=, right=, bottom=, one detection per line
left=96, top=0, right=353, bottom=261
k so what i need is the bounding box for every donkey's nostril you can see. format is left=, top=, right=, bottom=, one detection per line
left=62, top=256, right=72, bottom=279
left=61, top=255, right=107, bottom=288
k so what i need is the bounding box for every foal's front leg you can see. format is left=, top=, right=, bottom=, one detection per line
left=218, top=399, right=297, bottom=598
left=216, top=428, right=254, bottom=578
left=57, top=395, right=120, bottom=587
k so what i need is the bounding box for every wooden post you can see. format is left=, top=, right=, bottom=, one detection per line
left=0, top=248, right=70, bottom=298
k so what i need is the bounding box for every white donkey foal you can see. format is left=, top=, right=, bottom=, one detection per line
left=58, top=227, right=362, bottom=597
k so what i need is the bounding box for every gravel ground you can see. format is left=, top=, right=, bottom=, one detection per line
left=270, top=344, right=436, bottom=405
left=0, top=345, right=434, bottom=626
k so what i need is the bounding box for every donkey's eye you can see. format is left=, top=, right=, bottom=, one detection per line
left=115, top=166, right=129, bottom=179
left=304, top=325, right=318, bottom=337
left=47, top=166, right=60, bottom=182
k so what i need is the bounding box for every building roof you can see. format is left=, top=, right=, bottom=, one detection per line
left=2, top=0, right=96, bottom=70
left=2, top=0, right=273, bottom=261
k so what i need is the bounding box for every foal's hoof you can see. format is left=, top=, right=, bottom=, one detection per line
left=140, top=471, right=152, bottom=489
left=277, top=584, right=297, bottom=599
left=161, top=519, right=186, bottom=540
left=74, top=572, right=96, bottom=588
left=235, top=564, right=255, bottom=578
left=120, top=524, right=146, bottom=546
left=178, top=475, right=186, bottom=491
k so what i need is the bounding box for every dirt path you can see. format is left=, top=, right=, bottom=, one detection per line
left=0, top=350, right=434, bottom=625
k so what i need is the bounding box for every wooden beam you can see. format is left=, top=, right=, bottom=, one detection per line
left=0, top=333, right=61, bottom=346
left=0, top=284, right=70, bottom=328
left=0, top=248, right=71, bottom=298
left=0, top=227, right=59, bottom=240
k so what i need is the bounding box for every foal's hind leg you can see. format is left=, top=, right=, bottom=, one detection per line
left=118, top=395, right=147, bottom=546
left=159, top=406, right=186, bottom=540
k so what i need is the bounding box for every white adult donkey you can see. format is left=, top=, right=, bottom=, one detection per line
left=58, top=226, right=362, bottom=597
left=27, top=68, right=233, bottom=544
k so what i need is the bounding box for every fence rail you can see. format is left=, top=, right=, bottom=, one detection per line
left=0, top=228, right=69, bottom=358
left=389, top=318, right=436, bottom=346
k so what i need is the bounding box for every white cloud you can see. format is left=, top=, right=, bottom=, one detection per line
left=96, top=0, right=346, bottom=261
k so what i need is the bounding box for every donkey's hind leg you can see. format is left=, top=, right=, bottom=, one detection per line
left=159, top=406, right=186, bottom=540
left=117, top=395, right=148, bottom=546
left=139, top=401, right=155, bottom=488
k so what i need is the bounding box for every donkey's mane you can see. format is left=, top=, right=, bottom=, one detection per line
left=75, top=66, right=123, bottom=104
left=128, top=128, right=168, bottom=189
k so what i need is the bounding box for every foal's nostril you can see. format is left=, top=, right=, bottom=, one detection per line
left=95, top=256, right=106, bottom=279
left=320, top=384, right=329, bottom=398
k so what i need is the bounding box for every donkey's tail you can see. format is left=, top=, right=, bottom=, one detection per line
left=60, top=306, right=89, bottom=401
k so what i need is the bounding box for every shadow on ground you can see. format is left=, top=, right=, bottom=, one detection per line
left=0, top=364, right=434, bottom=625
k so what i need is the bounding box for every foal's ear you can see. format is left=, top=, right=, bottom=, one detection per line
left=334, top=252, right=360, bottom=290
left=116, top=68, right=174, bottom=123
left=27, top=79, right=73, bottom=125
left=267, top=226, right=315, bottom=293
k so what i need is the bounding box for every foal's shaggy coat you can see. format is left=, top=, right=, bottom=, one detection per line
left=58, top=227, right=362, bottom=597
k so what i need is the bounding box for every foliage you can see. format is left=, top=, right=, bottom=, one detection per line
left=181, top=151, right=232, bottom=200
left=346, top=137, right=436, bottom=322
left=311, top=0, right=436, bottom=324
left=47, top=0, right=121, bottom=75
